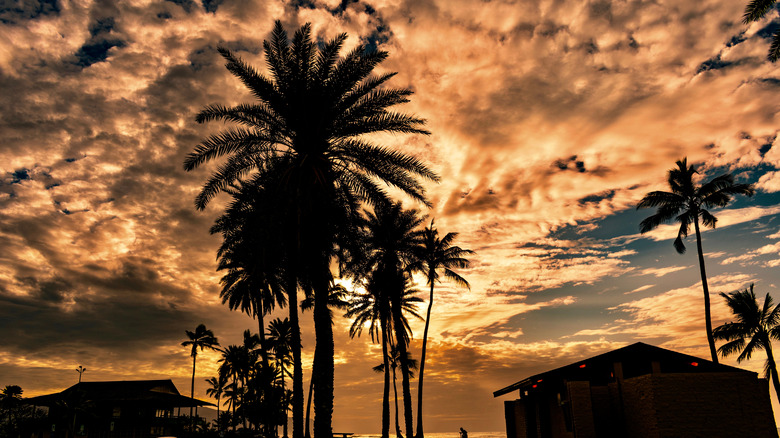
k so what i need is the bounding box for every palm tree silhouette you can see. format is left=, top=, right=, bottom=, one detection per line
left=713, top=284, right=780, bottom=403
left=409, top=221, right=472, bottom=438
left=638, top=158, right=754, bottom=362
left=205, top=375, right=227, bottom=432
left=184, top=21, right=436, bottom=438
left=268, top=317, right=294, bottom=438
left=347, top=279, right=422, bottom=438
left=374, top=345, right=419, bottom=438
left=361, top=201, right=426, bottom=438
left=182, top=324, right=220, bottom=420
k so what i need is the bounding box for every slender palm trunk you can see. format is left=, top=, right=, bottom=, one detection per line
left=282, top=364, right=289, bottom=438
left=190, top=354, right=197, bottom=421
left=289, top=273, right=305, bottom=438
left=391, top=279, right=414, bottom=438
left=764, top=337, right=780, bottom=405
left=305, top=371, right=314, bottom=438
left=392, top=361, right=402, bottom=438
left=381, top=322, right=391, bottom=438
left=313, top=276, right=334, bottom=438
left=694, top=219, right=718, bottom=363
left=415, top=281, right=434, bottom=438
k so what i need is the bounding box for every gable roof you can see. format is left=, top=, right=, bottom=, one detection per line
left=493, top=342, right=754, bottom=398
left=24, top=379, right=213, bottom=407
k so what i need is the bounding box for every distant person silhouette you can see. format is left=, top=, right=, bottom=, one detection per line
left=460, top=428, right=468, bottom=438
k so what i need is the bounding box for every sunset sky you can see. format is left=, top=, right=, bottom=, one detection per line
left=3, top=0, right=780, bottom=433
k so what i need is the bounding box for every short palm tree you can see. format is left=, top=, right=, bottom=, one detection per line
left=408, top=221, right=472, bottom=438
left=714, top=284, right=780, bottom=404
left=205, top=375, right=227, bottom=432
left=185, top=21, right=437, bottom=438
left=182, top=324, right=220, bottom=420
left=637, top=158, right=754, bottom=363
left=742, top=0, right=780, bottom=61
left=268, top=317, right=294, bottom=438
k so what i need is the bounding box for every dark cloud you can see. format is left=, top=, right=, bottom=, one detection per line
left=0, top=0, right=60, bottom=24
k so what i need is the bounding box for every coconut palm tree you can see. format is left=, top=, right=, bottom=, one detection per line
left=637, top=158, right=754, bottom=363
left=361, top=201, right=426, bottom=438
left=182, top=324, right=220, bottom=420
left=374, top=345, right=418, bottom=438
left=408, top=221, right=472, bottom=438
left=185, top=21, right=437, bottom=438
left=206, top=375, right=227, bottom=432
left=713, top=284, right=780, bottom=403
left=346, top=277, right=423, bottom=438
left=741, top=0, right=780, bottom=61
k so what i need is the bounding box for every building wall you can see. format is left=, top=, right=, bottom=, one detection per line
left=646, top=373, right=777, bottom=438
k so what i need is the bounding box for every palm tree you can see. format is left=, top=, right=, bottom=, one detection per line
left=346, top=278, right=423, bottom=438
left=182, top=324, right=220, bottom=420
left=714, top=284, right=780, bottom=403
left=206, top=375, right=227, bottom=432
left=361, top=201, right=426, bottom=438
left=185, top=21, right=437, bottom=438
left=742, top=0, right=780, bottom=61
left=268, top=317, right=294, bottom=438
left=408, top=221, right=472, bottom=438
left=375, top=345, right=419, bottom=438
left=637, top=158, right=754, bottom=362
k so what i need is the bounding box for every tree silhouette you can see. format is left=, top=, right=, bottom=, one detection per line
left=205, top=375, right=227, bottom=433
left=637, top=158, right=754, bottom=362
left=185, top=21, right=436, bottom=438
left=713, top=284, right=780, bottom=404
left=182, top=324, right=219, bottom=421
left=362, top=201, right=426, bottom=438
left=268, top=317, right=294, bottom=438
left=408, top=221, right=472, bottom=438
left=742, top=0, right=780, bottom=61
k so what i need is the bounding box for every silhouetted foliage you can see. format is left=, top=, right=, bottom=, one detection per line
left=714, top=284, right=780, bottom=404
left=637, top=158, right=754, bottom=363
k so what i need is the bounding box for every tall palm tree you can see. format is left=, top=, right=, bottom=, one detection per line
left=206, top=375, right=227, bottom=432
left=742, top=0, right=780, bottom=61
left=637, top=158, right=754, bottom=363
left=349, top=281, right=422, bottom=438
left=713, top=284, right=780, bottom=403
left=185, top=21, right=437, bottom=438
left=361, top=201, right=426, bottom=438
left=408, top=221, right=472, bottom=438
left=182, top=324, right=220, bottom=420
left=375, top=345, right=419, bottom=438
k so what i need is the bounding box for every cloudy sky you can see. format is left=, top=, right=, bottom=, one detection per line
left=3, top=0, right=780, bottom=433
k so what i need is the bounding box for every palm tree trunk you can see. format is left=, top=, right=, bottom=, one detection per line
left=392, top=362, right=402, bottom=438
left=694, top=218, right=719, bottom=363
left=289, top=273, right=305, bottom=438
left=313, top=276, right=334, bottom=438
left=391, top=297, right=414, bottom=438
left=381, top=323, right=391, bottom=438
left=415, top=281, right=434, bottom=438
left=258, top=308, right=275, bottom=438
left=190, top=354, right=197, bottom=421
left=764, top=338, right=780, bottom=405
left=305, top=371, right=314, bottom=438
left=282, top=364, right=289, bottom=438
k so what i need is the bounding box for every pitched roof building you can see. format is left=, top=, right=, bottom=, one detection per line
left=494, top=342, right=777, bottom=438
left=25, top=379, right=212, bottom=438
